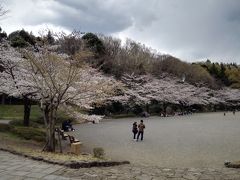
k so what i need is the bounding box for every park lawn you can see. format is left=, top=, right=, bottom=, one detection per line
left=0, top=105, right=42, bottom=121
left=0, top=105, right=70, bottom=122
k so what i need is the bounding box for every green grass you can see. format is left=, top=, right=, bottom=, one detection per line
left=0, top=105, right=42, bottom=121
left=0, top=124, right=45, bottom=142
left=0, top=105, right=70, bottom=142
left=0, top=105, right=71, bottom=125
left=11, top=126, right=46, bottom=142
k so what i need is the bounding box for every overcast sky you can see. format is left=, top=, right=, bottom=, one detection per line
left=1, top=0, right=240, bottom=63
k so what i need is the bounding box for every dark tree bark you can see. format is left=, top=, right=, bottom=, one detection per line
left=23, top=97, right=31, bottom=126
left=163, top=103, right=167, bottom=117
left=43, top=105, right=56, bottom=152
left=47, top=107, right=55, bottom=152
left=146, top=104, right=149, bottom=113
left=1, top=94, right=6, bottom=104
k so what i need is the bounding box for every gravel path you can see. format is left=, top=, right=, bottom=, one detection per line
left=72, top=112, right=240, bottom=168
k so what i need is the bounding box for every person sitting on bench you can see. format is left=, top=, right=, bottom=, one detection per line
left=62, top=120, right=75, bottom=132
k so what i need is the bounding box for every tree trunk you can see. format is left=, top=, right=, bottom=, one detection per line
left=146, top=104, right=149, bottom=113
left=23, top=97, right=31, bottom=126
left=163, top=103, right=167, bottom=117
left=1, top=94, right=6, bottom=105
left=57, top=129, right=62, bottom=153
left=43, top=104, right=50, bottom=126
left=45, top=107, right=56, bottom=152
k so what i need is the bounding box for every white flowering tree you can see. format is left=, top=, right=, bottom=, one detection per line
left=0, top=40, right=37, bottom=126
left=109, top=73, right=240, bottom=113
left=0, top=38, right=119, bottom=151
left=24, top=51, right=117, bottom=152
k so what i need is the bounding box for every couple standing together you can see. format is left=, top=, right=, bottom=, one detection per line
left=132, top=120, right=145, bottom=141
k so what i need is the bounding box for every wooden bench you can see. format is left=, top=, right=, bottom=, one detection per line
left=55, top=128, right=81, bottom=145
left=60, top=129, right=68, bottom=140
left=55, top=128, right=68, bottom=140
left=68, top=135, right=80, bottom=144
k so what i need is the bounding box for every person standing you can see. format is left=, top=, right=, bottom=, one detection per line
left=137, top=120, right=145, bottom=141
left=132, top=122, right=138, bottom=140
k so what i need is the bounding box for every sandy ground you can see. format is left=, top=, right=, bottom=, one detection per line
left=71, top=112, right=240, bottom=168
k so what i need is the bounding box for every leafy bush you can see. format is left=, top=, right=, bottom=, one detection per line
left=93, top=147, right=105, bottom=158
left=10, top=36, right=28, bottom=48
left=8, top=29, right=35, bottom=48
left=10, top=126, right=45, bottom=142
left=19, top=30, right=35, bottom=45
left=82, top=32, right=105, bottom=56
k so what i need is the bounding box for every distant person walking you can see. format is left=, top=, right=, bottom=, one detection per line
left=137, top=120, right=145, bottom=141
left=132, top=122, right=138, bottom=140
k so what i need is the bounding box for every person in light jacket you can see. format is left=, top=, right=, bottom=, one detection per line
left=137, top=120, right=145, bottom=141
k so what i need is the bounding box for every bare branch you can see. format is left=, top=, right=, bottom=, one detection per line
left=0, top=5, right=8, bottom=17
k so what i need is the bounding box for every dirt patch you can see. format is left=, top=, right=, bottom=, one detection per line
left=0, top=132, right=96, bottom=161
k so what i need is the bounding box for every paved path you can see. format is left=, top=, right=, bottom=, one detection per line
left=1, top=150, right=240, bottom=180
left=0, top=120, right=11, bottom=124
left=0, top=150, right=65, bottom=180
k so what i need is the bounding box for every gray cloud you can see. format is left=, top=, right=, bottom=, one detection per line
left=1, top=0, right=240, bottom=63
left=54, top=0, right=133, bottom=33
left=23, top=0, right=133, bottom=33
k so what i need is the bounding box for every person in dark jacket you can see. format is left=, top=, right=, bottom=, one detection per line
left=62, top=120, right=75, bottom=131
left=137, top=120, right=145, bottom=141
left=132, top=122, right=138, bottom=140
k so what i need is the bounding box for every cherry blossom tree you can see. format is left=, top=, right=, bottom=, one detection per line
left=24, top=50, right=118, bottom=151
left=0, top=40, right=37, bottom=126
left=109, top=73, right=240, bottom=113
left=0, top=38, right=119, bottom=151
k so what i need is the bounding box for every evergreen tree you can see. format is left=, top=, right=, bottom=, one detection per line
left=82, top=32, right=105, bottom=56
left=47, top=31, right=55, bottom=45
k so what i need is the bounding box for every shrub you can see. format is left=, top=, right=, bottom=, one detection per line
left=10, top=36, right=28, bottom=48
left=93, top=147, right=105, bottom=158
left=8, top=29, right=35, bottom=48
left=58, top=31, right=83, bottom=55
left=82, top=32, right=105, bottom=56
left=10, top=126, right=45, bottom=142
left=19, top=30, right=35, bottom=45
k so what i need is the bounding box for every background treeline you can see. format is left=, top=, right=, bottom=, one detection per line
left=2, top=28, right=240, bottom=89
left=198, top=60, right=240, bottom=89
